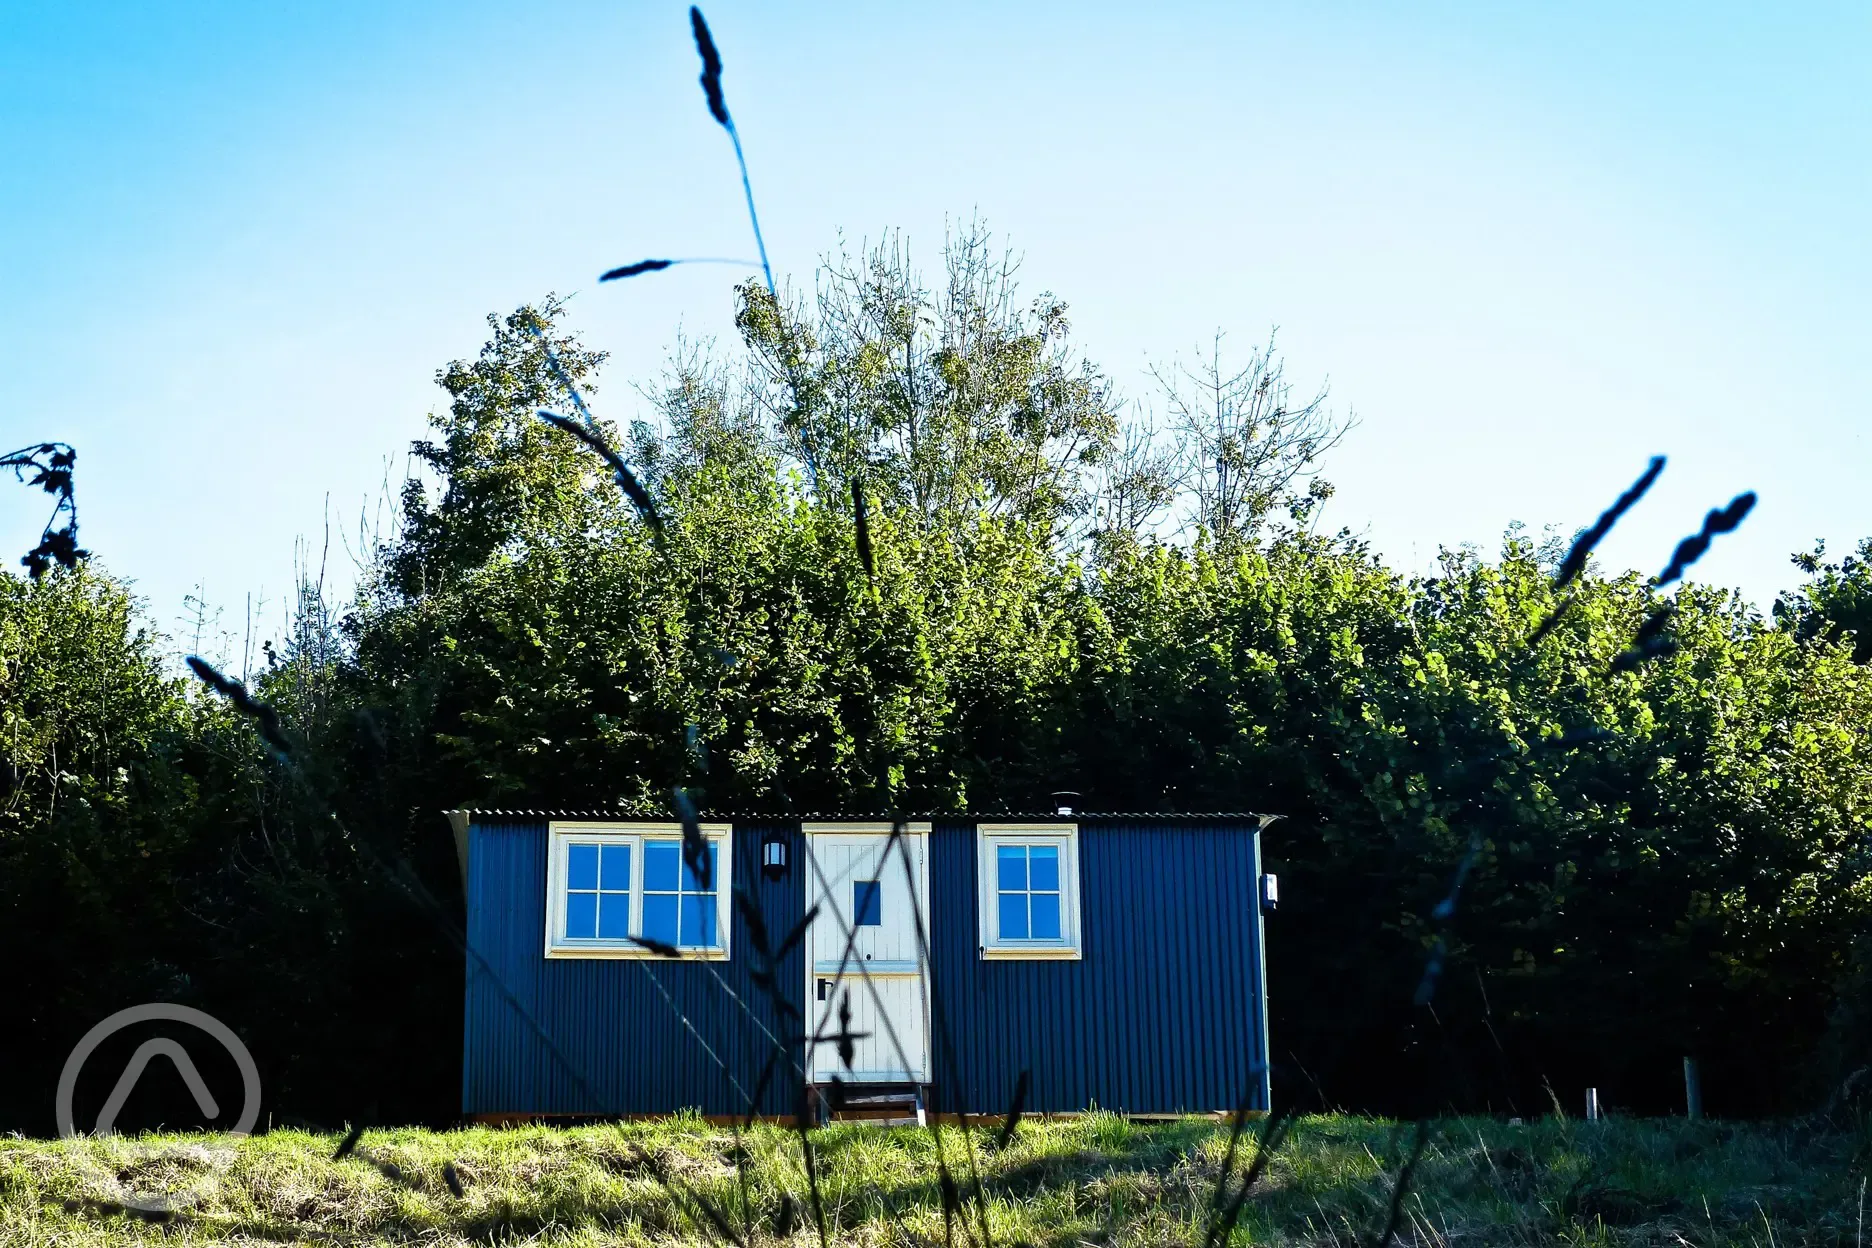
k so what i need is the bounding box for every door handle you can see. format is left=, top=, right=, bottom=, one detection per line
left=817, top=978, right=831, bottom=1001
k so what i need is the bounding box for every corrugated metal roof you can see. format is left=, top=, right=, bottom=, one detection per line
left=459, top=808, right=1281, bottom=824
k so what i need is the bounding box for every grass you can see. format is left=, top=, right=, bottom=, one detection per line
left=0, top=1113, right=1862, bottom=1246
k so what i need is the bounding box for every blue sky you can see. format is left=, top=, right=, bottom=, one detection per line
left=2, top=1, right=1866, bottom=645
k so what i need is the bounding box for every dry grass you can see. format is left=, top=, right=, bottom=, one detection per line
left=0, top=1113, right=1862, bottom=1246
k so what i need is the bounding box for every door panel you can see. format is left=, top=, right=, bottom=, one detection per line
left=805, top=830, right=929, bottom=1083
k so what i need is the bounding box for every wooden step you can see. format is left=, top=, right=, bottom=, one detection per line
left=816, top=1084, right=927, bottom=1128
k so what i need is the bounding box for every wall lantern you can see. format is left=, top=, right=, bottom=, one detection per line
left=761, top=835, right=789, bottom=881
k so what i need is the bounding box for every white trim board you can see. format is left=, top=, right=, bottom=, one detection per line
left=976, top=822, right=1083, bottom=960
left=543, top=821, right=734, bottom=960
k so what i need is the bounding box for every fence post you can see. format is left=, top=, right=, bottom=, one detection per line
left=1585, top=1087, right=1600, bottom=1121
left=1684, top=1058, right=1703, bottom=1120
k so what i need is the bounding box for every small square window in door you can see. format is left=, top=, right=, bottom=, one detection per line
left=853, top=880, right=882, bottom=926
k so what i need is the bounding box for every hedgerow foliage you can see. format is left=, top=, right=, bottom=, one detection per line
left=5, top=242, right=1870, bottom=1129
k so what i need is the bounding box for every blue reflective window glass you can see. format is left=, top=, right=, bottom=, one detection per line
left=567, top=844, right=599, bottom=891
left=1030, top=892, right=1062, bottom=940
left=644, top=841, right=680, bottom=891
left=1028, top=845, right=1059, bottom=891
left=853, top=880, right=881, bottom=926
left=997, top=844, right=1027, bottom=891
left=565, top=842, right=633, bottom=944
left=641, top=837, right=719, bottom=949
left=642, top=893, right=679, bottom=946
left=680, top=894, right=716, bottom=947
left=598, top=891, right=631, bottom=939
left=990, top=840, right=1070, bottom=944
left=565, top=890, right=597, bottom=939
left=681, top=845, right=719, bottom=894
left=998, top=890, right=1029, bottom=940
left=600, top=844, right=631, bottom=891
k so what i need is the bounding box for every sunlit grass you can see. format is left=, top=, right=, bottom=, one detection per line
left=1, top=1113, right=1861, bottom=1246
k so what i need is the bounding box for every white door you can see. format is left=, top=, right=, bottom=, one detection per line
left=803, top=825, right=931, bottom=1084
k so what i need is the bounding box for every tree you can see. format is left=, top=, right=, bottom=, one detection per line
left=388, top=298, right=614, bottom=597
left=1776, top=538, right=1872, bottom=663
left=1151, top=331, right=1350, bottom=540
left=0, top=565, right=213, bottom=1129
left=735, top=224, right=1119, bottom=540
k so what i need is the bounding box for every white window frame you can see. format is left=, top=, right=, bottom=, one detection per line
left=545, top=821, right=733, bottom=960
left=976, top=822, right=1082, bottom=959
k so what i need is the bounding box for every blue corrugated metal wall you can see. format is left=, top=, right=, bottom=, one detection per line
left=926, top=820, right=1269, bottom=1115
left=464, top=817, right=1268, bottom=1117
left=463, top=819, right=804, bottom=1117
